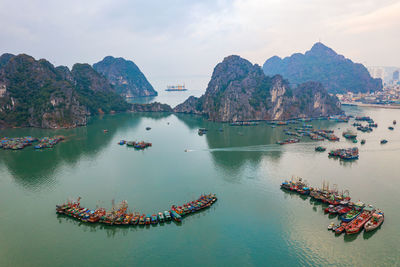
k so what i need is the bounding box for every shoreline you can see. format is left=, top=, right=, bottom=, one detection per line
left=341, top=102, right=400, bottom=109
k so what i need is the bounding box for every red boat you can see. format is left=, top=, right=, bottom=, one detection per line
left=345, top=206, right=375, bottom=234
left=337, top=206, right=352, bottom=215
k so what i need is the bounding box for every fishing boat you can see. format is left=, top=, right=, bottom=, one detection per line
left=145, top=215, right=151, bottom=225
left=118, top=140, right=126, bottom=145
left=361, top=139, right=366, bottom=145
left=328, top=222, right=335, bottom=230
left=364, top=210, right=384, bottom=232
left=151, top=214, right=158, bottom=224
left=342, top=130, right=357, bottom=139
left=276, top=138, right=300, bottom=145
left=158, top=212, right=165, bottom=222
left=170, top=210, right=182, bottom=222
left=388, top=126, right=394, bottom=130
left=335, top=222, right=348, bottom=235
left=315, top=146, right=326, bottom=152
left=340, top=209, right=361, bottom=222
left=393, top=120, right=397, bottom=125
left=380, top=139, right=388, bottom=144
left=146, top=127, right=151, bottom=131
left=345, top=205, right=375, bottom=234
left=139, top=215, right=145, bottom=225
left=164, top=211, right=172, bottom=221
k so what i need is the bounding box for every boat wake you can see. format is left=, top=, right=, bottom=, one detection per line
left=201, top=144, right=283, bottom=152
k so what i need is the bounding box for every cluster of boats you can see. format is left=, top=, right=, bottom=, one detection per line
left=280, top=178, right=384, bottom=235
left=0, top=136, right=38, bottom=150
left=230, top=121, right=259, bottom=126
left=56, top=194, right=217, bottom=226
left=328, top=147, right=359, bottom=160
left=118, top=140, right=152, bottom=149
left=34, top=136, right=64, bottom=149
left=0, top=136, right=64, bottom=150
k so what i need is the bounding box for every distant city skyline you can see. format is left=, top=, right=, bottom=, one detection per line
left=1, top=0, right=399, bottom=89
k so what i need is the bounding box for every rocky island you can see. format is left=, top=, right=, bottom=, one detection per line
left=93, top=56, right=157, bottom=98
left=174, top=55, right=342, bottom=122
left=262, top=42, right=382, bottom=94
left=0, top=53, right=169, bottom=129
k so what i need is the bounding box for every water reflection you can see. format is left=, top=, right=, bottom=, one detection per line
left=0, top=113, right=141, bottom=190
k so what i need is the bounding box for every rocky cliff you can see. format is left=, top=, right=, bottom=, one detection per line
left=174, top=55, right=342, bottom=121
left=0, top=54, right=130, bottom=128
left=262, top=42, right=382, bottom=94
left=93, top=56, right=157, bottom=97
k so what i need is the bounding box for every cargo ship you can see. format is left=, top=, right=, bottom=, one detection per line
left=165, top=84, right=188, bottom=91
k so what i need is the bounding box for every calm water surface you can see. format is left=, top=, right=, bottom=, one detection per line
left=0, top=105, right=400, bottom=266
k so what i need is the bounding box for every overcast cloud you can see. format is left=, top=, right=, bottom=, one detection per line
left=0, top=0, right=399, bottom=90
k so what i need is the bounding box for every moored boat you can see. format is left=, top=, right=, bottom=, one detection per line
left=364, top=210, right=384, bottom=232
left=345, top=205, right=375, bottom=234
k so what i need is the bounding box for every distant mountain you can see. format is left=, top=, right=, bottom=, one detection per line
left=93, top=56, right=157, bottom=98
left=263, top=42, right=382, bottom=94
left=0, top=54, right=143, bottom=128
left=174, top=55, right=342, bottom=121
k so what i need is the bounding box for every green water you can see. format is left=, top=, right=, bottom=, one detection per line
left=1, top=106, right=400, bottom=266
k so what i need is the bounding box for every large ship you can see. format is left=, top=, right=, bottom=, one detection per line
left=165, top=84, right=188, bottom=91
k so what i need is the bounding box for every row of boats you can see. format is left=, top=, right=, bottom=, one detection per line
left=56, top=194, right=217, bottom=226
left=0, top=136, right=64, bottom=150
left=280, top=178, right=384, bottom=235
left=118, top=140, right=152, bottom=149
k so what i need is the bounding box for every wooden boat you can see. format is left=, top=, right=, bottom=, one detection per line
left=145, top=215, right=151, bottom=225
left=345, top=206, right=374, bottom=234
left=335, top=222, right=348, bottom=235
left=364, top=210, right=384, bottom=232
left=170, top=210, right=182, bottom=222
left=158, top=212, right=165, bottom=222
left=151, top=214, right=158, bottom=224
left=380, top=139, right=388, bottom=144
left=164, top=211, right=171, bottom=221
left=146, top=127, right=151, bottom=130
left=393, top=120, right=396, bottom=125
left=341, top=209, right=361, bottom=222
left=139, top=215, right=145, bottom=225
left=361, top=139, right=366, bottom=145
left=315, top=146, right=326, bottom=152
left=388, top=126, right=394, bottom=130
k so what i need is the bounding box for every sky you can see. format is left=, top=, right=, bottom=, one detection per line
left=0, top=0, right=399, bottom=90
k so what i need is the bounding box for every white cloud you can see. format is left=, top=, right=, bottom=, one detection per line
left=0, top=0, right=398, bottom=91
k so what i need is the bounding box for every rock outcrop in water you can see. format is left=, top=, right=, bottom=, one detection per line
left=93, top=56, right=157, bottom=97
left=0, top=54, right=130, bottom=128
left=174, top=55, right=342, bottom=121
left=262, top=42, right=382, bottom=94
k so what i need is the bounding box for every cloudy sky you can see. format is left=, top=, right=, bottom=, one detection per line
left=0, top=0, right=399, bottom=90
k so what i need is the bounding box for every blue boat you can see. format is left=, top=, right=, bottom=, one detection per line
left=170, top=210, right=182, bottom=222
left=340, top=209, right=361, bottom=222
